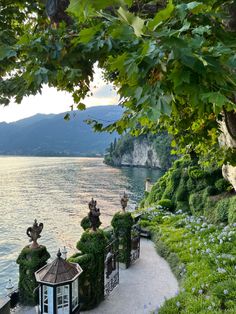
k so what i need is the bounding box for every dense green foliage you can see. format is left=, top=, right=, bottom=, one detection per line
left=69, top=229, right=108, bottom=310
left=68, top=252, right=98, bottom=310
left=111, top=211, right=134, bottom=267
left=137, top=208, right=236, bottom=313
left=105, top=131, right=175, bottom=170
left=80, top=216, right=91, bottom=231
left=1, top=1, right=236, bottom=165
left=16, top=245, right=50, bottom=305
left=142, top=156, right=236, bottom=224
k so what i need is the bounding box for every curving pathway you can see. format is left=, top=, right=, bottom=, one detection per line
left=85, top=239, right=179, bottom=314
left=13, top=239, right=178, bottom=314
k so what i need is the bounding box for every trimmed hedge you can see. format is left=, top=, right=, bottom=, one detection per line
left=111, top=212, right=133, bottom=268
left=70, top=229, right=108, bottom=310
left=16, top=245, right=50, bottom=305
left=143, top=156, right=235, bottom=224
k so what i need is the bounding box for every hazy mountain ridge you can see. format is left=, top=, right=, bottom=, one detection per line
left=0, top=106, right=122, bottom=156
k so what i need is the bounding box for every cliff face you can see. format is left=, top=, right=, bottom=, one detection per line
left=111, top=138, right=161, bottom=168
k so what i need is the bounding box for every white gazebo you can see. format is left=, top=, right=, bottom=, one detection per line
left=35, top=250, right=82, bottom=314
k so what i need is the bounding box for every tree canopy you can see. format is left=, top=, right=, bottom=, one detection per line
left=1, top=0, right=236, bottom=165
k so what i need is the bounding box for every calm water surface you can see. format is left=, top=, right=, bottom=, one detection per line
left=0, top=157, right=162, bottom=295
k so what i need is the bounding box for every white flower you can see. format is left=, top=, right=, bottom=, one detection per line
left=192, top=287, right=196, bottom=292
left=217, top=267, right=226, bottom=274
left=176, top=301, right=181, bottom=308
left=198, top=289, right=203, bottom=294
left=223, top=289, right=228, bottom=295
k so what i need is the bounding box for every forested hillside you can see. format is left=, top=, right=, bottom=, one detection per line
left=0, top=106, right=122, bottom=156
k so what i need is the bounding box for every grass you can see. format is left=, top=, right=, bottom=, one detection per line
left=137, top=207, right=236, bottom=314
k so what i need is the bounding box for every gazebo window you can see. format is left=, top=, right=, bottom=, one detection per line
left=43, top=285, right=48, bottom=313
left=57, top=285, right=69, bottom=311
left=72, top=279, right=79, bottom=310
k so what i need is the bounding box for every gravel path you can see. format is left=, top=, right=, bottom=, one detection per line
left=13, top=239, right=178, bottom=314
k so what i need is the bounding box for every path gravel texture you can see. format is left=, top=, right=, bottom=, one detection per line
left=13, top=239, right=178, bottom=314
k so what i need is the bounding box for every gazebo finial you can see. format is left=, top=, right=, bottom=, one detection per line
left=57, top=249, right=62, bottom=259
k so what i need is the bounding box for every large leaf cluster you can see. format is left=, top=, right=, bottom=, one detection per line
left=1, top=0, right=236, bottom=163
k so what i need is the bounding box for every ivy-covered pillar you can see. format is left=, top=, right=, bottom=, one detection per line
left=73, top=229, right=107, bottom=310
left=111, top=211, right=134, bottom=268
left=69, top=198, right=107, bottom=310
left=16, top=220, right=50, bottom=305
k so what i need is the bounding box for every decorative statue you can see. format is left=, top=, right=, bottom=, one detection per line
left=26, top=219, right=44, bottom=249
left=120, top=192, right=128, bottom=212
left=88, top=198, right=101, bottom=231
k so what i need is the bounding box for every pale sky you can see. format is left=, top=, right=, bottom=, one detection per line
left=0, top=66, right=119, bottom=123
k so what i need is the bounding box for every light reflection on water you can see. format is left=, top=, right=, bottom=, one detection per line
left=0, top=156, right=162, bottom=295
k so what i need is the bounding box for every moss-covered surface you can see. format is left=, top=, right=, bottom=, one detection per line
left=69, top=229, right=108, bottom=310
left=111, top=211, right=134, bottom=268
left=142, top=156, right=235, bottom=224
left=16, top=245, right=50, bottom=305
left=138, top=208, right=236, bottom=314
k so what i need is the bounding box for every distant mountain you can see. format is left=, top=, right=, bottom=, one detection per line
left=0, top=106, right=123, bottom=156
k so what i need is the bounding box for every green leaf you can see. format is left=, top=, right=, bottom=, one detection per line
left=134, top=87, right=143, bottom=101
left=117, top=7, right=144, bottom=37
left=148, top=0, right=174, bottom=31
left=201, top=92, right=229, bottom=109
left=79, top=24, right=102, bottom=43
left=64, top=113, right=71, bottom=121
left=0, top=45, right=16, bottom=61
left=77, top=103, right=86, bottom=110
left=68, top=0, right=122, bottom=18
left=186, top=2, right=206, bottom=14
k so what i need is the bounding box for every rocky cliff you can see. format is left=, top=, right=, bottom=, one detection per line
left=105, top=132, right=175, bottom=170
left=219, top=119, right=236, bottom=191
left=106, top=137, right=161, bottom=168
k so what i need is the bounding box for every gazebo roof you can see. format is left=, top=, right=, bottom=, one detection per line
left=35, top=250, right=82, bottom=285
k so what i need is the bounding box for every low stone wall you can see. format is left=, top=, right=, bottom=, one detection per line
left=0, top=297, right=10, bottom=314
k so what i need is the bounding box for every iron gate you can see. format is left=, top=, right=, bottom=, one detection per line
left=104, top=238, right=119, bottom=296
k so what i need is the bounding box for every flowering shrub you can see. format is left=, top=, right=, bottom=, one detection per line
left=138, top=207, right=236, bottom=313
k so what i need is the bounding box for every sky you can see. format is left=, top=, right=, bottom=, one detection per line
left=0, top=66, right=119, bottom=123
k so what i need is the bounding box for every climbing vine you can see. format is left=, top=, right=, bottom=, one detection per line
left=69, top=229, right=108, bottom=310
left=16, top=245, right=50, bottom=305
left=111, top=212, right=134, bottom=267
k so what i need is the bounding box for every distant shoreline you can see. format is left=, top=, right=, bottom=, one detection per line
left=0, top=154, right=104, bottom=158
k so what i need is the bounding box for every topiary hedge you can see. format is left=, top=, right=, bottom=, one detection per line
left=142, top=155, right=234, bottom=223
left=80, top=216, right=91, bottom=230
left=68, top=252, right=95, bottom=310
left=70, top=229, right=108, bottom=310
left=16, top=245, right=50, bottom=306
left=111, top=212, right=134, bottom=268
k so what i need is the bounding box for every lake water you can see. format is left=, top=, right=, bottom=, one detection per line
left=0, top=157, right=162, bottom=296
